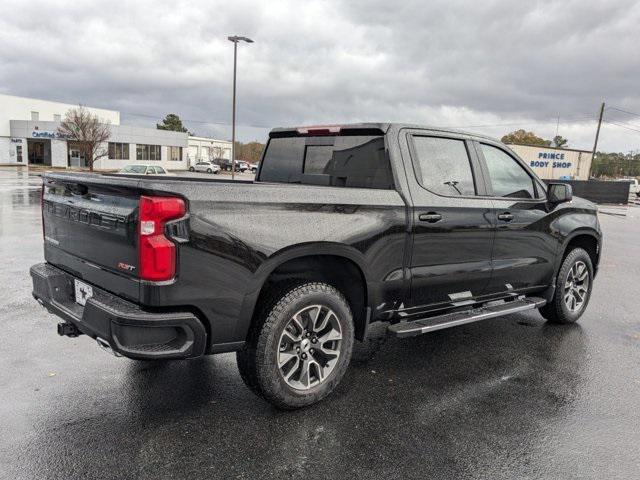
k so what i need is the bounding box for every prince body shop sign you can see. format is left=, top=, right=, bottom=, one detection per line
left=505, top=144, right=593, bottom=181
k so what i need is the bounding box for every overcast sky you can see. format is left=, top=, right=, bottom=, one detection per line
left=1, top=0, right=639, bottom=151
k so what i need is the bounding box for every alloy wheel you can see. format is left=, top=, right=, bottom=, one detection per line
left=277, top=305, right=342, bottom=390
left=564, top=260, right=590, bottom=312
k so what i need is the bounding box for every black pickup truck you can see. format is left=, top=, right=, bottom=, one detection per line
left=31, top=123, right=602, bottom=409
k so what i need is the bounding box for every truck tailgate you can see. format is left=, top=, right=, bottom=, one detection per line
left=42, top=173, right=142, bottom=301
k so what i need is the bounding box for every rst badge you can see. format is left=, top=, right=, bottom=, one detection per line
left=117, top=262, right=136, bottom=272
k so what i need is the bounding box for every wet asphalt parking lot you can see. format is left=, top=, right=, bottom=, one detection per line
left=1, top=167, right=639, bottom=479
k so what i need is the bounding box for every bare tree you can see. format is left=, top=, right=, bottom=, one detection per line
left=214, top=145, right=227, bottom=159
left=57, top=106, right=111, bottom=171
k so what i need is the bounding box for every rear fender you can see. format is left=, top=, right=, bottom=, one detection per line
left=234, top=242, right=371, bottom=342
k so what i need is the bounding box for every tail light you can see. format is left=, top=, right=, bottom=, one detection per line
left=138, top=196, right=186, bottom=281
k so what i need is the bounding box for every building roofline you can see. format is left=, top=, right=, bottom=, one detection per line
left=188, top=135, right=232, bottom=143
left=0, top=92, right=119, bottom=115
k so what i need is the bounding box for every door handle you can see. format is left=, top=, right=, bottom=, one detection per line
left=497, top=212, right=514, bottom=222
left=419, top=212, right=442, bottom=223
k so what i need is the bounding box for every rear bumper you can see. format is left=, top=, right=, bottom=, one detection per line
left=30, top=262, right=207, bottom=360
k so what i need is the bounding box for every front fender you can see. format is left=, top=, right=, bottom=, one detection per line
left=553, top=220, right=602, bottom=275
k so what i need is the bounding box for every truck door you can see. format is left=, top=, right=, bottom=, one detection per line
left=473, top=141, right=557, bottom=295
left=400, top=130, right=495, bottom=314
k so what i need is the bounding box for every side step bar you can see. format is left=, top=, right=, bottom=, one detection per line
left=388, top=297, right=546, bottom=338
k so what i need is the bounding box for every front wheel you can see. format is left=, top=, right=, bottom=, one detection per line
left=540, top=247, right=594, bottom=324
left=189, top=167, right=195, bottom=172
left=207, top=168, right=212, bottom=173
left=237, top=282, right=354, bottom=409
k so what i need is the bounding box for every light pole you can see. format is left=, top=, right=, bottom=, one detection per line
left=228, top=35, right=253, bottom=180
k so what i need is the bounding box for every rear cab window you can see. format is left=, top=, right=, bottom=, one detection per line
left=257, top=128, right=394, bottom=189
left=410, top=136, right=477, bottom=196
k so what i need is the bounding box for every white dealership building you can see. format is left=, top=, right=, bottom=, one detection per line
left=0, top=93, right=201, bottom=171
left=187, top=136, right=232, bottom=163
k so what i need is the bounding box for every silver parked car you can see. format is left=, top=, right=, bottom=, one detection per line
left=118, top=164, right=167, bottom=175
left=189, top=161, right=221, bottom=174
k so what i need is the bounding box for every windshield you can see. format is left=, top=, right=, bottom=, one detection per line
left=258, top=134, right=393, bottom=189
left=121, top=165, right=147, bottom=173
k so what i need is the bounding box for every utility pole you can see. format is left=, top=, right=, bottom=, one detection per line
left=231, top=40, right=237, bottom=180
left=227, top=35, right=253, bottom=180
left=589, top=102, right=605, bottom=178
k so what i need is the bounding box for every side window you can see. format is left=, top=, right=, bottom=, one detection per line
left=411, top=136, right=476, bottom=196
left=480, top=144, right=536, bottom=199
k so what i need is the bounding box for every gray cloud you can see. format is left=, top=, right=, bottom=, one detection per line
left=1, top=0, right=639, bottom=151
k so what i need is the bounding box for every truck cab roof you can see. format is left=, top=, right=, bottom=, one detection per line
left=269, top=122, right=498, bottom=143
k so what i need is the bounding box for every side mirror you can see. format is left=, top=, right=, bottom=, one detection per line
left=548, top=183, right=573, bottom=203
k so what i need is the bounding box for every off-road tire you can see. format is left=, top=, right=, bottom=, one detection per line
left=236, top=282, right=354, bottom=409
left=540, top=247, right=594, bottom=324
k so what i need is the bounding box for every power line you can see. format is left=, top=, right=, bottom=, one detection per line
left=119, top=110, right=272, bottom=129
left=606, top=106, right=640, bottom=118
left=603, top=120, right=640, bottom=134
left=605, top=118, right=640, bottom=129
left=450, top=113, right=598, bottom=129
left=605, top=107, right=640, bottom=128
left=121, top=109, right=612, bottom=133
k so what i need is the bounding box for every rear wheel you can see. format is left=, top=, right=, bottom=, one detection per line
left=540, top=248, right=593, bottom=324
left=189, top=166, right=195, bottom=172
left=237, top=282, right=354, bottom=409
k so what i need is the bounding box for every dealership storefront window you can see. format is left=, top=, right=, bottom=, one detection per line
left=108, top=142, right=129, bottom=160
left=27, top=139, right=50, bottom=165
left=137, top=144, right=161, bottom=161
left=168, top=146, right=182, bottom=161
